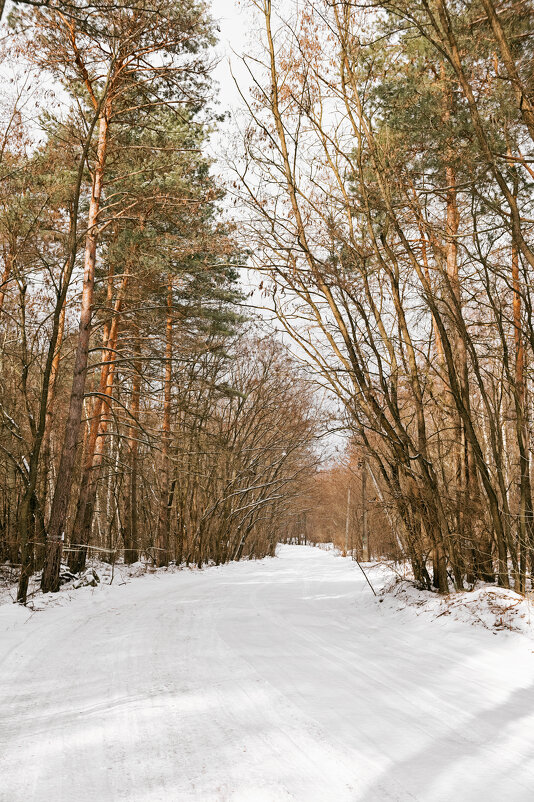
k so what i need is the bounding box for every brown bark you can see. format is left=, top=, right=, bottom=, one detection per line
left=41, top=104, right=110, bottom=593
left=68, top=271, right=127, bottom=572
left=123, top=332, right=141, bottom=564
left=512, top=237, right=533, bottom=590
left=155, top=276, right=173, bottom=566
left=16, top=87, right=107, bottom=603
left=40, top=299, right=66, bottom=523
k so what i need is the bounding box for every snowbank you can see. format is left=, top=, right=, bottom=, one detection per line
left=306, top=548, right=534, bottom=639
left=380, top=575, right=534, bottom=636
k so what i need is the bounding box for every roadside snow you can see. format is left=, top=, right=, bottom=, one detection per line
left=1, top=545, right=534, bottom=801
left=380, top=574, right=534, bottom=635
left=318, top=546, right=534, bottom=636
left=0, top=559, right=183, bottom=608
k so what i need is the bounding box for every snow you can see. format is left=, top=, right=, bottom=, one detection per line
left=380, top=573, right=534, bottom=634
left=1, top=544, right=534, bottom=801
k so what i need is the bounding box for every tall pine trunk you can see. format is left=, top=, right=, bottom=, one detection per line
left=155, top=276, right=173, bottom=566
left=68, top=272, right=127, bottom=572
left=41, top=107, right=110, bottom=593
left=124, top=332, right=141, bottom=564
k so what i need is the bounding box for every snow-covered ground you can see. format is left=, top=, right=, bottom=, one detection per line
left=1, top=545, right=534, bottom=801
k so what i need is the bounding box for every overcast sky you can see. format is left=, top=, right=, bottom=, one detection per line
left=210, top=0, right=251, bottom=111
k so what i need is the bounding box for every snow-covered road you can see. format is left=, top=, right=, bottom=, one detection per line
left=1, top=545, right=534, bottom=802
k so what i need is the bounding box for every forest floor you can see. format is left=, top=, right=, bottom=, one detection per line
left=1, top=544, right=534, bottom=801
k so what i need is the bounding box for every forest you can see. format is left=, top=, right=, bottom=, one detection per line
left=0, top=0, right=533, bottom=604
left=2, top=3, right=534, bottom=801
left=238, top=0, right=534, bottom=594
left=0, top=0, right=323, bottom=604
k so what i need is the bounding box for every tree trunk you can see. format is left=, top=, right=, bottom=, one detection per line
left=41, top=107, right=110, bottom=593
left=361, top=459, right=369, bottom=561
left=512, top=237, right=533, bottom=591
left=40, top=299, right=66, bottom=531
left=124, top=333, right=141, bottom=564
left=155, top=276, right=173, bottom=566
left=69, top=271, right=127, bottom=572
left=15, top=96, right=106, bottom=603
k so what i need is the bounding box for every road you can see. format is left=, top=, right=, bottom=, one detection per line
left=1, top=545, right=534, bottom=801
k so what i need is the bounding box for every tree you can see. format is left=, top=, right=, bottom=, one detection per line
left=9, top=0, right=219, bottom=592
left=236, top=0, right=534, bottom=591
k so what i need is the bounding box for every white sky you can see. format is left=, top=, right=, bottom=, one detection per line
left=208, top=1, right=272, bottom=322
left=211, top=0, right=252, bottom=111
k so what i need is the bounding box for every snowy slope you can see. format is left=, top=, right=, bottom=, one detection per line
left=1, top=545, right=534, bottom=802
